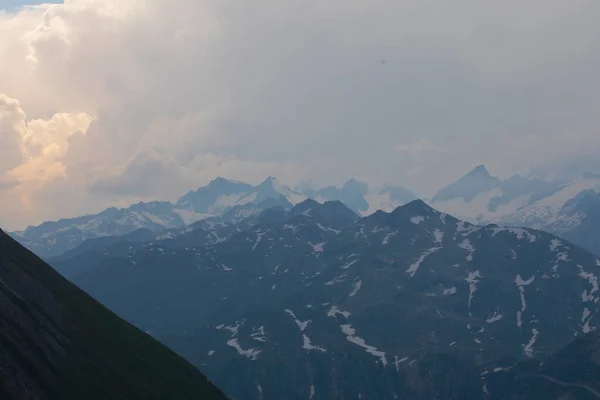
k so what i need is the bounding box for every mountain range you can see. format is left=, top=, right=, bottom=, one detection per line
left=48, top=198, right=600, bottom=399
left=430, top=166, right=600, bottom=255
left=9, top=165, right=599, bottom=261
left=0, top=228, right=226, bottom=400
left=10, top=177, right=417, bottom=259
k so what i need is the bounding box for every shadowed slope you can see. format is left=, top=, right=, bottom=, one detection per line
left=0, top=228, right=227, bottom=400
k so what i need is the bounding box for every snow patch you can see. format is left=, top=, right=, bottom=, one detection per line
left=458, top=239, right=475, bottom=261
left=325, top=274, right=347, bottom=285
left=515, top=274, right=535, bottom=328
left=580, top=269, right=599, bottom=303
left=340, top=324, right=387, bottom=366
left=410, top=216, right=425, bottom=224
left=432, top=188, right=531, bottom=224
left=173, top=209, right=212, bottom=225
left=327, top=306, right=351, bottom=319
left=316, top=223, right=340, bottom=233
left=382, top=232, right=397, bottom=245
left=583, top=316, right=594, bottom=334
left=443, top=287, right=457, bottom=295
left=252, top=230, right=266, bottom=251
left=433, top=228, right=444, bottom=244
left=439, top=213, right=447, bottom=225
left=309, top=242, right=326, bottom=253
left=466, top=271, right=481, bottom=315
left=522, top=329, right=539, bottom=357
left=406, top=246, right=441, bottom=277
left=218, top=321, right=242, bottom=336
left=394, top=356, right=409, bottom=371
left=285, top=309, right=311, bottom=331
left=551, top=251, right=570, bottom=272
left=349, top=280, right=362, bottom=297
left=486, top=310, right=503, bottom=323
left=251, top=326, right=267, bottom=342
left=550, top=239, right=562, bottom=252
left=227, top=339, right=261, bottom=360
left=341, top=259, right=359, bottom=270
left=581, top=308, right=594, bottom=333
left=303, top=334, right=326, bottom=352
left=492, top=227, right=536, bottom=243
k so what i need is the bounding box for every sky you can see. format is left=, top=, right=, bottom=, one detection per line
left=1, top=0, right=600, bottom=230
left=0, top=0, right=55, bottom=11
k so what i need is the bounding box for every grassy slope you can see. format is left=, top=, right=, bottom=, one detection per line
left=0, top=229, right=227, bottom=400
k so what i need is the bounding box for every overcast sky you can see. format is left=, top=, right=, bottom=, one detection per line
left=1, top=0, right=600, bottom=230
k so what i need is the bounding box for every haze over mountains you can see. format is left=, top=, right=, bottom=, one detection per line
left=10, top=166, right=600, bottom=259
left=429, top=166, right=600, bottom=256
left=3, top=1, right=600, bottom=398
left=3, top=166, right=600, bottom=399
left=47, top=197, right=600, bottom=399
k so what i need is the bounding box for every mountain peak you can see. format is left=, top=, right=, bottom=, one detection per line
left=342, top=178, right=368, bottom=194
left=261, top=176, right=276, bottom=184
left=466, top=165, right=491, bottom=178
left=207, top=176, right=248, bottom=188
left=432, top=165, right=502, bottom=203
left=394, top=198, right=436, bottom=215
left=291, top=198, right=354, bottom=216
left=209, top=176, right=229, bottom=184
left=292, top=198, right=320, bottom=210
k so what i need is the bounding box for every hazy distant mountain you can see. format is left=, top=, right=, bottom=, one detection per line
left=51, top=200, right=600, bottom=399
left=10, top=201, right=190, bottom=259
left=431, top=165, right=600, bottom=255
left=14, top=166, right=597, bottom=262
left=528, top=157, right=600, bottom=182
left=558, top=190, right=600, bottom=256
left=430, top=165, right=563, bottom=224
left=0, top=228, right=226, bottom=400
left=176, top=177, right=255, bottom=214
left=10, top=177, right=304, bottom=259
left=303, top=178, right=417, bottom=215
left=11, top=176, right=415, bottom=260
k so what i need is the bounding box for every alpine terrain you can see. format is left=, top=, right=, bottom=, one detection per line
left=51, top=199, right=600, bottom=399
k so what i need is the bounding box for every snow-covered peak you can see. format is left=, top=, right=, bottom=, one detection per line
left=253, top=177, right=307, bottom=205
left=432, top=165, right=503, bottom=204
left=498, top=175, right=600, bottom=232
left=430, top=167, right=563, bottom=225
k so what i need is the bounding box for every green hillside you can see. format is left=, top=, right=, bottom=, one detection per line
left=0, top=228, right=227, bottom=400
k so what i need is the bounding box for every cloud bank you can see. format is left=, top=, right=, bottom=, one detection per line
left=1, top=0, right=600, bottom=229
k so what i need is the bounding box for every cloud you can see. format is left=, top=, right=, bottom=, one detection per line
left=1, top=0, right=600, bottom=229
left=90, top=150, right=306, bottom=201
left=395, top=138, right=443, bottom=156
left=0, top=94, right=92, bottom=228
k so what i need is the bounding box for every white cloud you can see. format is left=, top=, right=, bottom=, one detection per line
left=1, top=0, right=600, bottom=229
